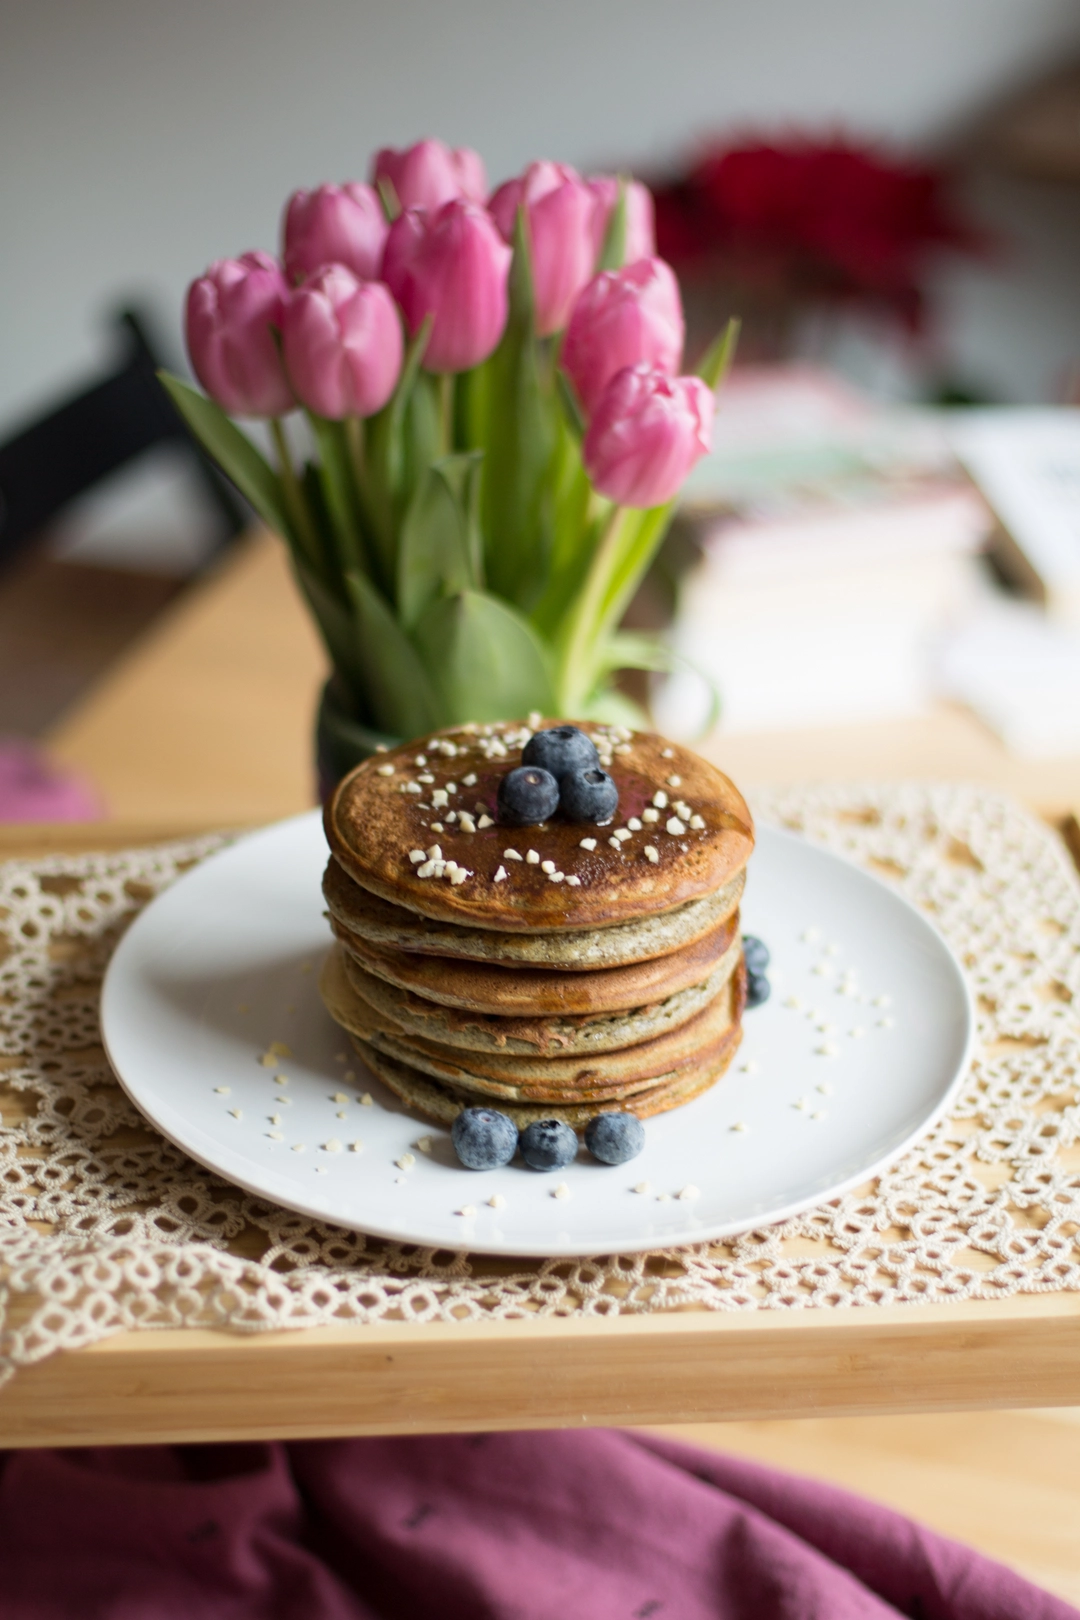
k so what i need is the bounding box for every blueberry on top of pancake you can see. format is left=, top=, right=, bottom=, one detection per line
left=324, top=719, right=754, bottom=934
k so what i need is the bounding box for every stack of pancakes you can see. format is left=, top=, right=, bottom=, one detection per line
left=320, top=720, right=755, bottom=1131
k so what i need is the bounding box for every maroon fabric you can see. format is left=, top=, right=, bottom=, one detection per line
left=0, top=1430, right=1072, bottom=1619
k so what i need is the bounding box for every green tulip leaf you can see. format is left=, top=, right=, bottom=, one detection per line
left=158, top=372, right=291, bottom=541
left=306, top=414, right=368, bottom=580
left=291, top=554, right=367, bottom=701
left=596, top=178, right=628, bottom=272
left=364, top=315, right=433, bottom=591
left=343, top=570, right=440, bottom=738
left=397, top=453, right=482, bottom=628
left=695, top=317, right=741, bottom=392
left=413, top=589, right=554, bottom=726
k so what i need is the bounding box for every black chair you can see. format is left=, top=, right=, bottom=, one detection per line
left=0, top=308, right=246, bottom=569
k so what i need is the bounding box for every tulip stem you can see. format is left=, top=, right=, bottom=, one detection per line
left=555, top=503, right=624, bottom=713
left=438, top=372, right=454, bottom=457
left=271, top=418, right=320, bottom=567
left=345, top=416, right=366, bottom=488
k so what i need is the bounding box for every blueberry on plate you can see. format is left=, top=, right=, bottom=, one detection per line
left=451, top=1107, right=518, bottom=1169
left=584, top=1111, right=645, bottom=1165
left=742, top=934, right=770, bottom=975
left=746, top=972, right=771, bottom=1009
left=559, top=765, right=619, bottom=824
left=522, top=724, right=598, bottom=780
left=497, top=765, right=560, bottom=826
left=519, top=1118, right=578, bottom=1171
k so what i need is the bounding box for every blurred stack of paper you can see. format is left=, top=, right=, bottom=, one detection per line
left=655, top=365, right=993, bottom=739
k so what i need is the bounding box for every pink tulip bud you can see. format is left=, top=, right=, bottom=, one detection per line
left=372, top=139, right=487, bottom=212
left=583, top=365, right=714, bottom=508
left=561, top=257, right=684, bottom=416
left=489, top=161, right=599, bottom=337
left=587, top=177, right=657, bottom=265
left=281, top=266, right=403, bottom=419
left=185, top=251, right=294, bottom=418
left=382, top=199, right=511, bottom=373
left=283, top=183, right=388, bottom=283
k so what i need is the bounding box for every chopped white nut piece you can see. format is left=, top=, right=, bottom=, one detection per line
left=613, top=827, right=632, bottom=842
left=665, top=817, right=686, bottom=836
left=541, top=859, right=556, bottom=873
left=878, top=1016, right=895, bottom=1029
left=614, top=743, right=632, bottom=755
left=849, top=1026, right=865, bottom=1038
left=336, top=1111, right=347, bottom=1120
left=417, top=861, right=437, bottom=878
left=291, top=1143, right=305, bottom=1153
left=815, top=1022, right=836, bottom=1034
left=633, top=1180, right=652, bottom=1194
left=504, top=848, right=523, bottom=861
left=579, top=837, right=597, bottom=850
left=526, top=850, right=540, bottom=864
left=627, top=817, right=642, bottom=831
left=487, top=1193, right=506, bottom=1209
left=661, top=747, right=674, bottom=758
left=689, top=814, right=706, bottom=830
left=552, top=1182, right=571, bottom=1200
left=794, top=1098, right=810, bottom=1112
left=446, top=783, right=457, bottom=794
left=784, top=996, right=803, bottom=1010
left=652, top=789, right=668, bottom=809
left=350, top=1140, right=364, bottom=1152
left=414, top=754, right=427, bottom=766
left=274, top=1074, right=289, bottom=1087
left=642, top=807, right=660, bottom=823
left=644, top=845, right=660, bottom=863
left=267, top=1131, right=283, bottom=1141
left=548, top=871, right=565, bottom=882
left=430, top=823, right=444, bottom=833
left=418, top=773, right=435, bottom=784
left=463, top=772, right=477, bottom=786
left=446, top=810, right=458, bottom=823
left=656, top=1192, right=671, bottom=1202
left=426, top=844, right=443, bottom=860
left=432, top=789, right=449, bottom=808
left=608, top=837, right=622, bottom=850
left=360, top=1093, right=373, bottom=1106
left=811, top=963, right=831, bottom=976
left=816, top=1082, right=834, bottom=1095
left=477, top=814, right=494, bottom=829
left=873, top=994, right=892, bottom=1008
left=738, top=1060, right=758, bottom=1074
left=409, top=849, right=426, bottom=864
left=816, top=1042, right=838, bottom=1057
left=259, top=1053, right=278, bottom=1068
left=405, top=781, right=422, bottom=794
left=416, top=1136, right=433, bottom=1154
left=811, top=1111, right=827, bottom=1122
left=228, top=1108, right=243, bottom=1120
left=332, top=1092, right=349, bottom=1104
left=458, top=812, right=477, bottom=833
left=666, top=774, right=682, bottom=787
left=214, top=1086, right=230, bottom=1095
left=449, top=866, right=470, bottom=885
left=377, top=764, right=395, bottom=776
left=675, top=801, right=692, bottom=820
left=494, top=865, right=508, bottom=882
left=324, top=1139, right=343, bottom=1153
left=527, top=710, right=543, bottom=729
left=457, top=1204, right=476, bottom=1218
left=395, top=1152, right=415, bottom=1170
left=269, top=1113, right=281, bottom=1125
left=825, top=943, right=840, bottom=956
left=731, top=1121, right=749, bottom=1133
left=677, top=1184, right=700, bottom=1201
left=566, top=874, right=581, bottom=886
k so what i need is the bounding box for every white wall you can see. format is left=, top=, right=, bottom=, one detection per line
left=3, top=0, right=1080, bottom=433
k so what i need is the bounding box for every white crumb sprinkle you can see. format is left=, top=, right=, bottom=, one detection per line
left=794, top=1098, right=809, bottom=1112
left=689, top=815, right=706, bottom=830
left=416, top=1136, right=433, bottom=1154
left=395, top=1152, right=415, bottom=1170
left=426, top=843, right=443, bottom=860
left=552, top=1182, right=571, bottom=1200
left=494, top=865, right=508, bottom=882
left=784, top=996, right=803, bottom=1010
left=661, top=747, right=674, bottom=758
left=477, top=815, right=494, bottom=829
left=332, top=1092, right=349, bottom=1103
left=463, top=773, right=477, bottom=786
left=414, top=754, right=427, bottom=765
left=816, top=1043, right=838, bottom=1057
left=360, top=1093, right=373, bottom=1106
left=675, top=801, right=692, bottom=820
left=457, top=1204, right=476, bottom=1218
left=811, top=963, right=831, bottom=976
left=269, top=1113, right=281, bottom=1125
left=291, top=1143, right=306, bottom=1152
left=566, top=875, right=581, bottom=886
left=615, top=743, right=632, bottom=754
left=644, top=845, right=659, bottom=863
left=336, top=1111, right=347, bottom=1120
left=612, top=827, right=631, bottom=842
left=487, top=1193, right=506, bottom=1209
left=825, top=943, right=840, bottom=956
left=395, top=1176, right=406, bottom=1184
left=816, top=1022, right=836, bottom=1034
left=228, top=1108, right=242, bottom=1120
left=277, top=1096, right=292, bottom=1107
left=656, top=1192, right=671, bottom=1202
left=446, top=783, right=457, bottom=794
left=417, top=861, right=436, bottom=878
left=666, top=774, right=682, bottom=787
left=526, top=850, right=540, bottom=864
left=324, top=1139, right=343, bottom=1153
left=504, top=848, right=523, bottom=860
left=665, top=817, right=686, bottom=836
left=873, top=994, right=892, bottom=1008
left=548, top=871, right=565, bottom=882
left=259, top=1053, right=278, bottom=1068
left=878, top=1016, right=895, bottom=1029
left=316, top=1166, right=329, bottom=1175
left=214, top=1086, right=230, bottom=1095
left=405, top=781, right=422, bottom=794
left=677, top=1184, right=700, bottom=1201
left=527, top=711, right=542, bottom=728
left=430, top=822, right=444, bottom=833
left=350, top=1140, right=364, bottom=1152
left=417, top=773, right=434, bottom=784
left=267, top=1131, right=283, bottom=1141
left=541, top=859, right=556, bottom=873
left=849, top=1026, right=865, bottom=1038
left=446, top=810, right=458, bottom=823
left=633, top=1181, right=652, bottom=1194
left=731, top=1121, right=749, bottom=1133
left=642, top=807, right=660, bottom=823
left=811, top=1111, right=827, bottom=1122
left=458, top=812, right=476, bottom=833
left=816, top=1082, right=834, bottom=1095
left=608, top=837, right=622, bottom=850
left=579, top=837, right=597, bottom=850
left=377, top=764, right=395, bottom=776
left=652, top=790, right=668, bottom=809
left=449, top=866, right=470, bottom=885
left=626, top=817, right=642, bottom=831
left=274, top=1074, right=289, bottom=1085
left=432, top=789, right=449, bottom=808
left=409, top=849, right=425, bottom=864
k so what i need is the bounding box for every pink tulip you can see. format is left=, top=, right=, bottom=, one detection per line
left=583, top=365, right=714, bottom=508
left=489, top=161, right=599, bottom=336
left=587, top=176, right=657, bottom=265
left=185, top=251, right=294, bottom=417
left=372, top=139, right=487, bottom=212
left=281, top=266, right=403, bottom=419
left=382, top=199, right=511, bottom=373
left=283, top=183, right=388, bottom=283
left=561, top=257, right=684, bottom=415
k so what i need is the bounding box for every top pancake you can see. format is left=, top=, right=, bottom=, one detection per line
left=325, top=719, right=753, bottom=934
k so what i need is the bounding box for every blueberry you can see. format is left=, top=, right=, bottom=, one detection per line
left=584, top=1111, right=645, bottom=1165
left=559, top=766, right=619, bottom=824
left=746, top=971, right=771, bottom=1009
left=519, top=1118, right=578, bottom=1171
left=497, top=765, right=560, bottom=825
left=742, top=934, right=770, bottom=975
left=522, top=724, right=598, bottom=781
left=451, top=1107, right=518, bottom=1169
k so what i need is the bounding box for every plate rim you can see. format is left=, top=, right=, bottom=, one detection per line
left=100, top=811, right=976, bottom=1257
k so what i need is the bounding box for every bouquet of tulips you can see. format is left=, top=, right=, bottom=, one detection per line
left=164, top=137, right=735, bottom=772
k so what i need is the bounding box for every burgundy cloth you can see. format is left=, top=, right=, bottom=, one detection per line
left=0, top=739, right=100, bottom=821
left=0, top=1430, right=1072, bottom=1619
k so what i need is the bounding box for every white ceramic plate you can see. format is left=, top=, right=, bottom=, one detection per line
left=101, top=811, right=973, bottom=1257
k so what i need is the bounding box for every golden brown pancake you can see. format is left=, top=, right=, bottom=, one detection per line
left=324, top=854, right=744, bottom=969
left=337, top=946, right=738, bottom=1056
left=331, top=909, right=743, bottom=1015
left=324, top=719, right=754, bottom=933
left=352, top=1027, right=742, bottom=1129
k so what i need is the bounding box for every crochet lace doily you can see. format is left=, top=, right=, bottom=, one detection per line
left=2, top=784, right=1079, bottom=1387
